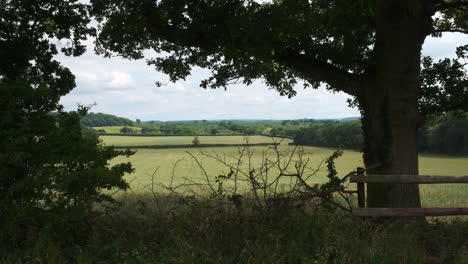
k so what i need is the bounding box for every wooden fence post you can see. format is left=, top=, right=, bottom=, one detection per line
left=356, top=167, right=365, bottom=208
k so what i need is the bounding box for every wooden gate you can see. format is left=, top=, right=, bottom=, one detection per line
left=349, top=169, right=468, bottom=217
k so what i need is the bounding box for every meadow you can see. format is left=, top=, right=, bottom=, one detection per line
left=100, top=135, right=292, bottom=146
left=107, top=140, right=468, bottom=209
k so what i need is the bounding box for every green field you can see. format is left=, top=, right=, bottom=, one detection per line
left=110, top=144, right=468, bottom=208
left=101, top=135, right=292, bottom=146
left=94, top=126, right=142, bottom=133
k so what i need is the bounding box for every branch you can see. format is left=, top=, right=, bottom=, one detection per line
left=141, top=0, right=362, bottom=97
left=274, top=50, right=362, bottom=96
left=434, top=0, right=468, bottom=11
left=433, top=29, right=468, bottom=34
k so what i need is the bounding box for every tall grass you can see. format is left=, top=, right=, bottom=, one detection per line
left=3, top=194, right=467, bottom=263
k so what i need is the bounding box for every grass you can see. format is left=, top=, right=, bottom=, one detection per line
left=110, top=145, right=468, bottom=209
left=3, top=138, right=467, bottom=263
left=93, top=126, right=142, bottom=134
left=100, top=135, right=291, bottom=146
left=6, top=194, right=468, bottom=263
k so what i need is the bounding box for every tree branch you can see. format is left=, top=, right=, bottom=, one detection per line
left=141, top=0, right=362, bottom=97
left=433, top=0, right=468, bottom=11
left=274, top=50, right=362, bottom=97
left=433, top=29, right=468, bottom=34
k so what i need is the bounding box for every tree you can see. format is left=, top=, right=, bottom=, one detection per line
left=81, top=112, right=135, bottom=127
left=120, top=126, right=135, bottom=134
left=210, top=128, right=219, bottom=135
left=0, top=0, right=133, bottom=236
left=91, top=0, right=468, bottom=208
left=192, top=136, right=201, bottom=146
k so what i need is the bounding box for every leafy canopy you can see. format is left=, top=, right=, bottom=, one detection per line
left=91, top=0, right=467, bottom=114
left=0, top=0, right=134, bottom=223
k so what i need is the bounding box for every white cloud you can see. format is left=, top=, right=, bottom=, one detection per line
left=422, top=33, right=467, bottom=59
left=71, top=70, right=133, bottom=94
left=108, top=71, right=132, bottom=88
left=57, top=30, right=467, bottom=121
left=155, top=81, right=186, bottom=93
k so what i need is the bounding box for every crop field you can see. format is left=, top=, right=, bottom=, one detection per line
left=101, top=135, right=292, bottom=146
left=93, top=126, right=142, bottom=133
left=109, top=144, right=468, bottom=209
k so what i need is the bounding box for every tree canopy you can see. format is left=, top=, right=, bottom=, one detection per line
left=90, top=0, right=468, bottom=208
left=0, top=0, right=133, bottom=237
left=91, top=0, right=467, bottom=115
left=81, top=112, right=135, bottom=127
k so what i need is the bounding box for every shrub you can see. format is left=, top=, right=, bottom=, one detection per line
left=192, top=136, right=201, bottom=146
left=0, top=82, right=134, bottom=248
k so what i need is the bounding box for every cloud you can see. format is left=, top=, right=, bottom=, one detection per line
left=109, top=71, right=132, bottom=88
left=423, top=33, right=467, bottom=59
left=57, top=30, right=467, bottom=121
left=71, top=70, right=133, bottom=94
left=155, top=82, right=186, bottom=93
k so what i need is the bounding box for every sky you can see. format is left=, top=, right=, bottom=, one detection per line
left=57, top=33, right=467, bottom=121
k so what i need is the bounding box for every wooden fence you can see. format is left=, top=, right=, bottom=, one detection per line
left=349, top=168, right=468, bottom=217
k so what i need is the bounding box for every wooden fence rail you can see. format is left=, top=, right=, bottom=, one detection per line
left=350, top=175, right=468, bottom=184
left=349, top=169, right=468, bottom=217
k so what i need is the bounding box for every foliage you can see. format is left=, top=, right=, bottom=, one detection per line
left=419, top=114, right=468, bottom=155
left=90, top=0, right=468, bottom=207
left=192, top=136, right=201, bottom=146
left=0, top=87, right=134, bottom=246
left=287, top=115, right=468, bottom=155
left=2, top=194, right=467, bottom=263
left=98, top=113, right=468, bottom=155
left=292, top=120, right=364, bottom=150
left=81, top=112, right=135, bottom=127
left=140, top=120, right=281, bottom=136
left=120, top=126, right=138, bottom=134
left=0, top=0, right=134, bottom=248
left=91, top=0, right=467, bottom=116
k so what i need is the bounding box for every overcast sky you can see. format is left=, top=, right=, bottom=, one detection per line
left=57, top=33, right=467, bottom=121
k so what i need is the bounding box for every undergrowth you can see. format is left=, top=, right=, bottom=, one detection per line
left=2, top=145, right=467, bottom=263
left=0, top=194, right=467, bottom=263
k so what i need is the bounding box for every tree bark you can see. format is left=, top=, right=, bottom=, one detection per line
left=359, top=0, right=432, bottom=208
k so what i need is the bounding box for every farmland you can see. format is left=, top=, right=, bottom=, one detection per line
left=106, top=139, right=468, bottom=209
left=100, top=135, right=292, bottom=146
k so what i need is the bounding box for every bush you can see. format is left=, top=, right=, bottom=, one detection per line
left=192, top=136, right=201, bottom=146
left=0, top=81, right=134, bottom=248
left=120, top=126, right=136, bottom=134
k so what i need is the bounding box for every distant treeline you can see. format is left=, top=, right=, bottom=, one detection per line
left=287, top=113, right=468, bottom=156
left=81, top=112, right=341, bottom=136
left=287, top=120, right=364, bottom=150
left=81, top=113, right=135, bottom=127
left=82, top=112, right=468, bottom=155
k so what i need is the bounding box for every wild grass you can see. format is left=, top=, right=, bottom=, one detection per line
left=4, top=194, right=467, bottom=263
left=2, top=142, right=467, bottom=263
left=110, top=145, right=468, bottom=209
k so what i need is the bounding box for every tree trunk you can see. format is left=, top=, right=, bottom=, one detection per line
left=359, top=0, right=431, bottom=208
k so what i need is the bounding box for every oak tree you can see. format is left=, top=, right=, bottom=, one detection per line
left=91, top=0, right=467, bottom=207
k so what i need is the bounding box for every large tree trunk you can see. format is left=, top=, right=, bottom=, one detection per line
left=359, top=0, right=431, bottom=208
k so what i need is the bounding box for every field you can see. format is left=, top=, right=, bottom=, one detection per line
left=109, top=142, right=468, bottom=208
left=101, top=135, right=292, bottom=146
left=93, top=126, right=142, bottom=133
